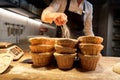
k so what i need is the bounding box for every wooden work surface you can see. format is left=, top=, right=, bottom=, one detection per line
left=0, top=52, right=120, bottom=80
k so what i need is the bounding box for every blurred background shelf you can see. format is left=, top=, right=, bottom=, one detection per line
left=113, top=32, right=120, bottom=38
left=112, top=46, right=120, bottom=52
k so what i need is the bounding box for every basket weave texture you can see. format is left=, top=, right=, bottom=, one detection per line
left=31, top=52, right=53, bottom=67
left=54, top=52, right=77, bottom=69
left=79, top=53, right=101, bottom=70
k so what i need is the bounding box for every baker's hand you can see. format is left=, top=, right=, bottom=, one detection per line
left=44, top=13, right=55, bottom=24
left=53, top=13, right=68, bottom=26
left=44, top=13, right=67, bottom=26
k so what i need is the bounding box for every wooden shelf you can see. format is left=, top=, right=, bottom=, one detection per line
left=112, top=38, right=120, bottom=41
left=113, top=32, right=120, bottom=38
left=113, top=25, right=120, bottom=28
left=112, top=46, right=120, bottom=52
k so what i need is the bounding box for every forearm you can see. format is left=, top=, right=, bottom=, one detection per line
left=83, top=16, right=94, bottom=36
left=41, top=7, right=56, bottom=23
left=41, top=0, right=61, bottom=23
left=83, top=27, right=94, bottom=36
left=83, top=4, right=94, bottom=36
left=41, top=6, right=67, bottom=26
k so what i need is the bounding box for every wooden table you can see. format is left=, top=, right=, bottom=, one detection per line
left=0, top=52, right=120, bottom=80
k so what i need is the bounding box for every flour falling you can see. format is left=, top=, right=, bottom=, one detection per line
left=61, top=24, right=71, bottom=38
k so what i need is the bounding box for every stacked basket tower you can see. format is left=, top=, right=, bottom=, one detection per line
left=29, top=37, right=55, bottom=67
left=54, top=38, right=78, bottom=69
left=77, top=36, right=104, bottom=71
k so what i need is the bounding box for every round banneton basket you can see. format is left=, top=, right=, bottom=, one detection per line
left=54, top=52, right=77, bottom=70
left=77, top=36, right=103, bottom=44
left=29, top=45, right=54, bottom=53
left=31, top=52, right=53, bottom=67
left=55, top=38, right=78, bottom=48
left=78, top=53, right=101, bottom=71
left=79, top=43, right=104, bottom=55
left=55, top=44, right=77, bottom=54
left=29, top=37, right=56, bottom=45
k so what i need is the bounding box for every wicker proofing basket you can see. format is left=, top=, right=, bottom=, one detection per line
left=29, top=45, right=54, bottom=53
left=78, top=53, right=101, bottom=71
left=29, top=37, right=56, bottom=45
left=31, top=51, right=53, bottom=67
left=77, top=36, right=103, bottom=44
left=55, top=38, right=78, bottom=48
left=54, top=52, right=77, bottom=69
left=79, top=43, right=104, bottom=55
left=55, top=44, right=77, bottom=54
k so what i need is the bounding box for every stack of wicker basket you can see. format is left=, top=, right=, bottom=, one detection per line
left=77, top=36, right=104, bottom=70
left=29, top=37, right=55, bottom=67
left=54, top=38, right=78, bottom=69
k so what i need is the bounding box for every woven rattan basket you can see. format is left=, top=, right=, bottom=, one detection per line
left=54, top=52, right=77, bottom=69
left=55, top=44, right=77, bottom=54
left=55, top=38, right=78, bottom=48
left=31, top=52, right=53, bottom=67
left=77, top=36, right=103, bottom=44
left=29, top=45, right=54, bottom=53
left=79, top=43, right=104, bottom=55
left=29, top=37, right=55, bottom=45
left=78, top=53, right=101, bottom=70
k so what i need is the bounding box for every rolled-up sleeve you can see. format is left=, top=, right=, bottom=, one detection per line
left=41, top=0, right=61, bottom=22
left=83, top=2, right=94, bottom=36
